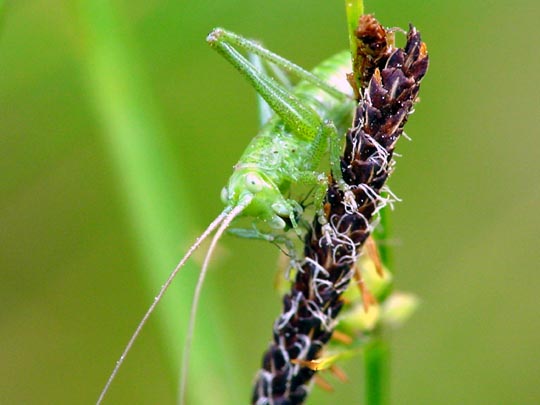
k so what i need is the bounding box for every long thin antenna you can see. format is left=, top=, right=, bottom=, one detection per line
left=97, top=210, right=230, bottom=405
left=178, top=196, right=253, bottom=405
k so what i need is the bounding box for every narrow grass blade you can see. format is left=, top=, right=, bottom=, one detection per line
left=75, top=1, right=238, bottom=402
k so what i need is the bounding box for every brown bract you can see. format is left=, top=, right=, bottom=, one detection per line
left=349, top=14, right=395, bottom=99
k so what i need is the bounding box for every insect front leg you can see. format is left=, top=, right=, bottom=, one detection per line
left=227, top=225, right=297, bottom=256
left=295, top=170, right=329, bottom=210
left=308, top=120, right=358, bottom=213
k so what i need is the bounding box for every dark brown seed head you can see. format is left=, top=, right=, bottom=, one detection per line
left=252, top=21, right=428, bottom=405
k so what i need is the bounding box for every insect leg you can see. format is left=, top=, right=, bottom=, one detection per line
left=208, top=30, right=322, bottom=141
left=227, top=226, right=297, bottom=257
left=306, top=120, right=357, bottom=214
left=305, top=119, right=345, bottom=184
left=264, top=58, right=293, bottom=90
left=326, top=121, right=346, bottom=184
left=250, top=50, right=299, bottom=128
left=250, top=48, right=294, bottom=91
left=294, top=170, right=328, bottom=209
left=248, top=53, right=274, bottom=126
left=208, top=28, right=350, bottom=100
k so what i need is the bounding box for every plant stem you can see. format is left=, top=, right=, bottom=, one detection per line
left=345, top=0, right=364, bottom=62
left=367, top=205, right=392, bottom=404
left=375, top=205, right=393, bottom=270
left=364, top=333, right=390, bottom=405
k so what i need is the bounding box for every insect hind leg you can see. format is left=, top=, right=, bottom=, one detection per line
left=208, top=28, right=350, bottom=100
left=249, top=53, right=274, bottom=126
left=208, top=29, right=323, bottom=142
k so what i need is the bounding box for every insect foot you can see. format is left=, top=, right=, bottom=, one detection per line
left=205, top=27, right=224, bottom=44
left=252, top=19, right=428, bottom=405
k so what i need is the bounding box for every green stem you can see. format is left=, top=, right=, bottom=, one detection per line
left=375, top=205, right=393, bottom=271
left=367, top=200, right=392, bottom=404
left=364, top=334, right=390, bottom=405
left=345, top=0, right=365, bottom=94
left=345, top=0, right=364, bottom=61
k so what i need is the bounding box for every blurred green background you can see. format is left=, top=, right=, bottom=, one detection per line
left=1, top=0, right=539, bottom=404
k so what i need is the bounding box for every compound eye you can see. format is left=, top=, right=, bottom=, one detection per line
left=245, top=173, right=264, bottom=193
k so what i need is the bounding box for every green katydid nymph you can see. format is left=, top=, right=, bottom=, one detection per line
left=97, top=2, right=367, bottom=404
